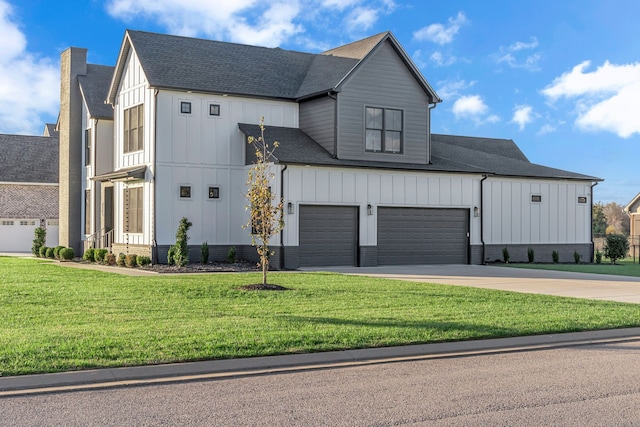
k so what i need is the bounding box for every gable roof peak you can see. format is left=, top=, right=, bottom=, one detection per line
left=322, top=31, right=390, bottom=60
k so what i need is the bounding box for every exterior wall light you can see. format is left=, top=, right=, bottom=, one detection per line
left=287, top=202, right=294, bottom=214
left=367, top=204, right=373, bottom=215
left=474, top=206, right=480, bottom=217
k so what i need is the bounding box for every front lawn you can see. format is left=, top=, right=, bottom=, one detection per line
left=2, top=256, right=640, bottom=376
left=502, top=259, right=640, bottom=277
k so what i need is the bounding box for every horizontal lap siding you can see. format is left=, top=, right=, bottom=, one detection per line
left=300, top=97, right=335, bottom=155
left=337, top=41, right=429, bottom=164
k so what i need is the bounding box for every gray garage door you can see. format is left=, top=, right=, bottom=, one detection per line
left=299, top=205, right=358, bottom=267
left=377, top=207, right=468, bottom=265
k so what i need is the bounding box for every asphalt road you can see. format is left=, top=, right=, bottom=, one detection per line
left=3, top=339, right=640, bottom=426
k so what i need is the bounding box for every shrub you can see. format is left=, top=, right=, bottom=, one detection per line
left=116, top=253, right=126, bottom=267
left=171, top=217, right=192, bottom=267
left=136, top=255, right=151, bottom=267
left=39, top=246, right=48, bottom=258
left=125, top=254, right=137, bottom=268
left=604, top=233, right=629, bottom=264
left=227, top=245, right=236, bottom=264
left=94, top=248, right=108, bottom=263
left=552, top=250, right=559, bottom=264
left=59, top=247, right=75, bottom=261
left=502, top=247, right=510, bottom=263
left=105, top=253, right=116, bottom=266
left=573, top=251, right=581, bottom=264
left=167, top=246, right=176, bottom=266
left=46, top=247, right=55, bottom=259
left=32, top=227, right=46, bottom=256
left=201, top=241, right=209, bottom=265
left=595, top=250, right=603, bottom=264
left=83, top=248, right=95, bottom=262
left=527, top=248, right=535, bottom=263
left=53, top=245, right=65, bottom=260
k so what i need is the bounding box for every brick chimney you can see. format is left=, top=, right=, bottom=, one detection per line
left=58, top=47, right=87, bottom=254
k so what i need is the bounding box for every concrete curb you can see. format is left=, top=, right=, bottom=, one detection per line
left=2, top=327, right=639, bottom=396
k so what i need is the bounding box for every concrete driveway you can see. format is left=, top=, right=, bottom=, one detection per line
left=306, top=264, right=640, bottom=304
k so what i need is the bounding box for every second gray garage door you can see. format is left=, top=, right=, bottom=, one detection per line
left=299, top=205, right=358, bottom=267
left=377, top=207, right=468, bottom=265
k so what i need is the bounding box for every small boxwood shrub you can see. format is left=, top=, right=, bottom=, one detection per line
left=45, top=247, right=55, bottom=259
left=136, top=255, right=151, bottom=266
left=32, top=227, right=46, bottom=257
left=227, top=245, right=236, bottom=264
left=552, top=250, right=559, bottom=264
left=105, top=253, right=116, bottom=266
left=125, top=254, right=137, bottom=267
left=502, top=247, right=510, bottom=263
left=39, top=246, right=48, bottom=258
left=573, top=251, right=581, bottom=264
left=83, top=248, right=95, bottom=262
left=116, top=253, right=126, bottom=266
left=527, top=248, right=535, bottom=263
left=94, top=248, right=108, bottom=263
left=201, top=241, right=209, bottom=265
left=53, top=245, right=65, bottom=260
left=59, top=247, right=75, bottom=261
left=595, top=250, right=603, bottom=264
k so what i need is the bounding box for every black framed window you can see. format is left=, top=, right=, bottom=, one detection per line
left=84, top=128, right=91, bottom=166
left=209, top=104, right=220, bottom=116
left=124, top=187, right=143, bottom=233
left=531, top=195, right=542, bottom=202
left=180, top=101, right=192, bottom=114
left=180, top=186, right=191, bottom=198
left=365, top=107, right=402, bottom=153
left=123, top=104, right=144, bottom=153
left=208, top=186, right=220, bottom=199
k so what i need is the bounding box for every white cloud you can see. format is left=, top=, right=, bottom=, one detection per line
left=0, top=0, right=59, bottom=135
left=107, top=0, right=303, bottom=47
left=413, top=12, right=468, bottom=45
left=429, top=51, right=456, bottom=67
left=435, top=79, right=476, bottom=101
left=537, top=124, right=556, bottom=135
left=494, top=37, right=541, bottom=71
left=542, top=60, right=640, bottom=138
left=344, top=6, right=379, bottom=32
left=452, top=94, right=500, bottom=124
left=511, top=104, right=534, bottom=130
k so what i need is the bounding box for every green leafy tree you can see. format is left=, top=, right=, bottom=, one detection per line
left=592, top=202, right=607, bottom=236
left=603, top=202, right=629, bottom=236
left=244, top=118, right=285, bottom=287
left=603, top=233, right=629, bottom=264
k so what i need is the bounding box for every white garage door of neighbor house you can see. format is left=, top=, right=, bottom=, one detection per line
left=0, top=220, right=59, bottom=253
left=377, top=207, right=469, bottom=265
left=298, top=205, right=358, bottom=267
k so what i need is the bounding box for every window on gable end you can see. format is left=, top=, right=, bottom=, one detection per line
left=365, top=107, right=403, bottom=153
left=123, top=104, right=144, bottom=153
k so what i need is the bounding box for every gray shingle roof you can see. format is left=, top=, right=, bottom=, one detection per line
left=78, top=64, right=115, bottom=119
left=0, top=134, right=59, bottom=183
left=239, top=124, right=600, bottom=181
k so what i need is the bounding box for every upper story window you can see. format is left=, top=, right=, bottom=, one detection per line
left=123, top=104, right=144, bottom=153
left=84, top=128, right=91, bottom=166
left=209, top=103, right=221, bottom=116
left=365, top=107, right=403, bottom=153
left=180, top=101, right=192, bottom=114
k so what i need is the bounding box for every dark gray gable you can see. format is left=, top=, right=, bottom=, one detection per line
left=0, top=134, right=59, bottom=183
left=295, top=54, right=358, bottom=99
left=78, top=64, right=115, bottom=119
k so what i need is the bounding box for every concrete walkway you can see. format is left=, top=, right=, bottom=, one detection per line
left=305, top=264, right=640, bottom=304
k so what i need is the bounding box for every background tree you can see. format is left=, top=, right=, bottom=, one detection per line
left=603, top=233, right=629, bottom=264
left=592, top=202, right=607, bottom=236
left=244, top=118, right=284, bottom=287
left=602, top=202, right=629, bottom=235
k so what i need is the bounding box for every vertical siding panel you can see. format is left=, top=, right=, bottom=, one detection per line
left=380, top=175, right=393, bottom=204
left=329, top=171, right=343, bottom=203
left=417, top=176, right=429, bottom=205
left=405, top=175, right=417, bottom=205
left=392, top=175, right=405, bottom=204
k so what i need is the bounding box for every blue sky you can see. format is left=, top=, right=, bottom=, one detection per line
left=1, top=0, right=639, bottom=204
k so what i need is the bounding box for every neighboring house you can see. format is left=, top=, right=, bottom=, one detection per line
left=0, top=133, right=59, bottom=252
left=58, top=30, right=601, bottom=267
left=624, top=193, right=640, bottom=238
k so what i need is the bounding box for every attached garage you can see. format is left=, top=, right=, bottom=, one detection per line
left=298, top=205, right=358, bottom=267
left=377, top=207, right=469, bottom=265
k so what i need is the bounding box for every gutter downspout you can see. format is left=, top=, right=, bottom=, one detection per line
left=590, top=181, right=598, bottom=263
left=279, top=164, right=288, bottom=270
left=428, top=102, right=437, bottom=164
left=152, top=89, right=159, bottom=264
left=480, top=174, right=488, bottom=264
left=328, top=91, right=338, bottom=158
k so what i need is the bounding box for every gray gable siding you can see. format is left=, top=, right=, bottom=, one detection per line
left=299, top=96, right=336, bottom=156
left=336, top=40, right=430, bottom=165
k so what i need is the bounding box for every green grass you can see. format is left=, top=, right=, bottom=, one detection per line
left=502, top=258, right=640, bottom=277
left=2, top=256, right=640, bottom=376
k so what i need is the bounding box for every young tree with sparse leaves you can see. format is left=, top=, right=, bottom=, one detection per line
left=244, top=117, right=285, bottom=287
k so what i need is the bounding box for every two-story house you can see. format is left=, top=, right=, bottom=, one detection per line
left=58, top=30, right=600, bottom=267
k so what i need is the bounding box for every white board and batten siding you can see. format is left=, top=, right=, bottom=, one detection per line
left=282, top=166, right=482, bottom=247
left=154, top=90, right=298, bottom=246
left=112, top=50, right=154, bottom=246
left=483, top=177, right=592, bottom=245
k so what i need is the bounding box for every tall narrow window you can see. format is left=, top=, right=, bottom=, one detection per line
left=365, top=107, right=403, bottom=153
left=85, top=190, right=91, bottom=235
left=124, top=187, right=143, bottom=233
left=123, top=104, right=144, bottom=153
left=84, top=128, right=91, bottom=166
